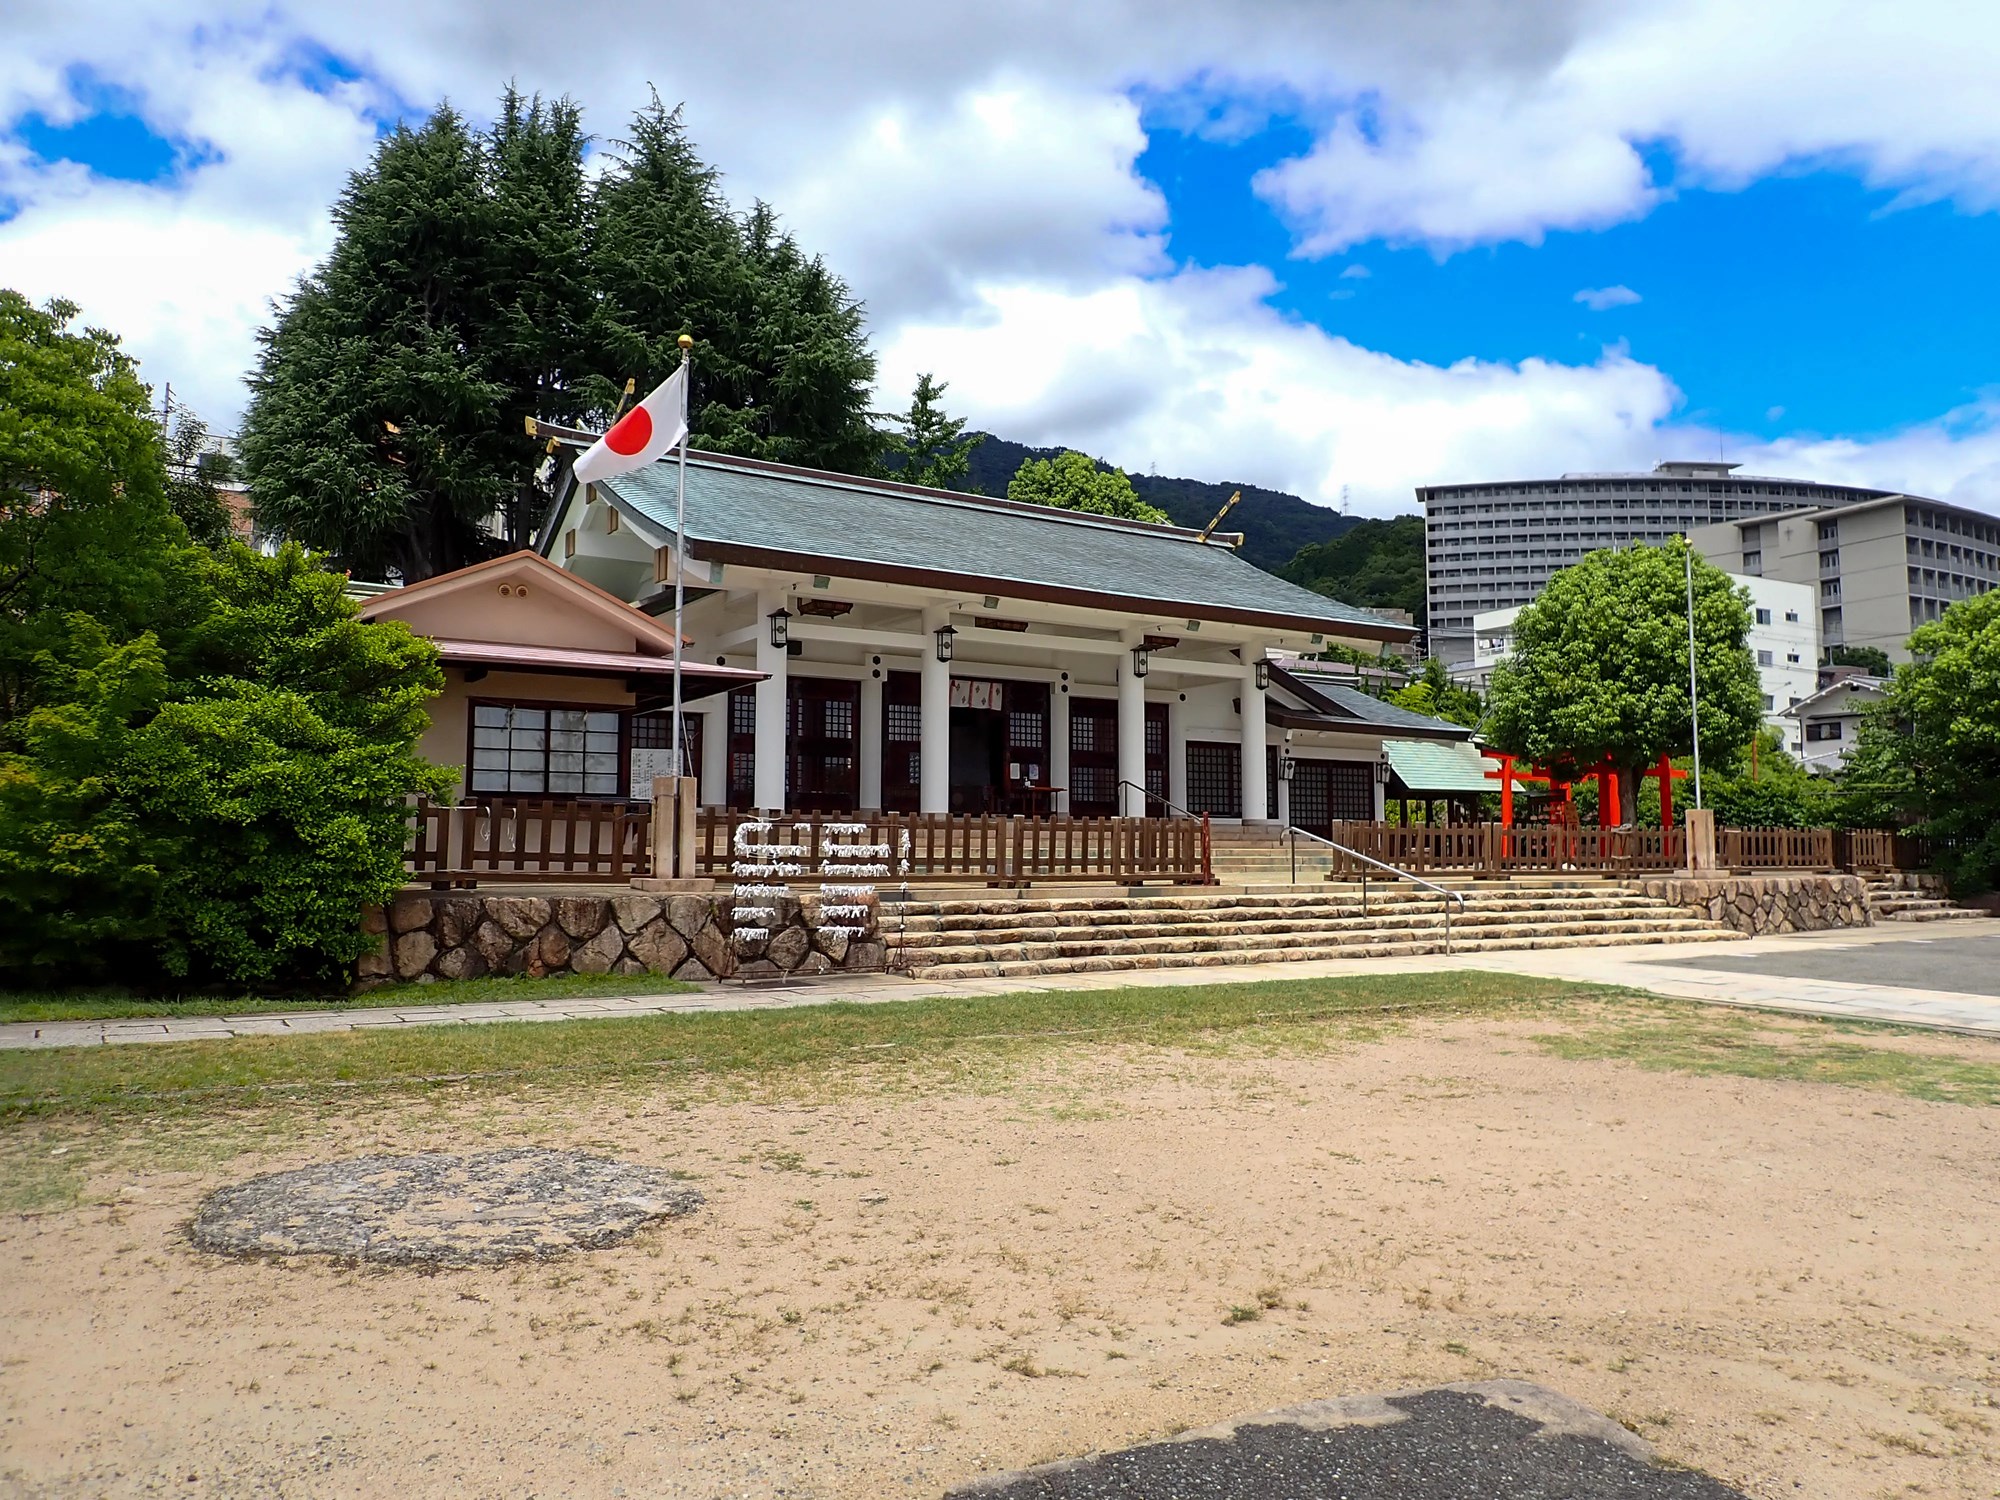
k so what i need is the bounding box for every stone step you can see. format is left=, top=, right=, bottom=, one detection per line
left=892, top=904, right=1720, bottom=940
left=901, top=915, right=1728, bottom=965
left=891, top=911, right=1721, bottom=953
left=1874, top=905, right=1990, bottom=922
left=890, top=887, right=1652, bottom=918
left=892, top=896, right=1694, bottom=926
left=904, top=926, right=1745, bottom=979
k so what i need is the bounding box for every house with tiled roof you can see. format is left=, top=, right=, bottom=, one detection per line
left=534, top=443, right=1468, bottom=831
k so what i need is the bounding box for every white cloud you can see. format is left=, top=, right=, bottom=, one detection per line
left=1574, top=284, right=1640, bottom=310
left=1338, top=264, right=1371, bottom=279
left=881, top=268, right=1681, bottom=514
left=6, top=0, right=2000, bottom=520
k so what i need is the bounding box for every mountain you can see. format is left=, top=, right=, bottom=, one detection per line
left=1279, top=515, right=1427, bottom=626
left=959, top=433, right=1359, bottom=574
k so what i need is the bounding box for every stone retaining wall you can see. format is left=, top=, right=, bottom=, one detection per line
left=358, top=891, right=883, bottom=986
left=1624, top=874, right=1871, bottom=936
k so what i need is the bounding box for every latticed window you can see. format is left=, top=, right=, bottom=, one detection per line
left=470, top=704, right=621, bottom=797
left=1009, top=711, right=1044, bottom=748
left=1186, top=742, right=1240, bottom=817
left=825, top=699, right=854, bottom=738
left=1071, top=765, right=1112, bottom=806
left=1072, top=716, right=1096, bottom=752
left=887, top=704, right=923, bottom=741
left=730, top=691, right=757, bottom=736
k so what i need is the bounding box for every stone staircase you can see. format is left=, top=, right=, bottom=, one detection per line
left=1205, top=823, right=1338, bottom=886
left=883, top=884, right=1745, bottom=980
left=1863, top=873, right=1992, bottom=924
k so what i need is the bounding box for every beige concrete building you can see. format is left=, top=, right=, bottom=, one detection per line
left=1689, top=494, right=2000, bottom=664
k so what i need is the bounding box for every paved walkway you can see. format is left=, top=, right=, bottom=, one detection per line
left=5, top=920, right=1997, bottom=1051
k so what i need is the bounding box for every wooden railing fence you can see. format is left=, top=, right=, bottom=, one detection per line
left=693, top=810, right=1209, bottom=885
left=405, top=800, right=1942, bottom=887
left=408, top=799, right=651, bottom=884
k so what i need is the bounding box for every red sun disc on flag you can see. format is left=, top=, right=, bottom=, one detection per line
left=604, top=405, right=654, bottom=456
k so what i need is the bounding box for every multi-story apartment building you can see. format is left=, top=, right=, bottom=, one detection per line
left=1688, top=494, right=2000, bottom=664
left=1464, top=573, right=1815, bottom=751
left=1418, top=461, right=1893, bottom=667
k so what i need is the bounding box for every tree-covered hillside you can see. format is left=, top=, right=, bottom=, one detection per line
left=960, top=433, right=1357, bottom=573
left=1279, top=515, right=1426, bottom=623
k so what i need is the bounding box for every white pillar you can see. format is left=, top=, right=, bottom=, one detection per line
left=859, top=671, right=884, bottom=810
left=1240, top=652, right=1268, bottom=824
left=1275, top=760, right=1292, bottom=827
left=754, top=588, right=789, bottom=813
left=698, top=697, right=727, bottom=807
left=1372, top=762, right=1388, bottom=822
left=1167, top=694, right=1188, bottom=811
left=1050, top=683, right=1071, bottom=815
left=1117, top=642, right=1146, bottom=817
left=920, top=605, right=951, bottom=816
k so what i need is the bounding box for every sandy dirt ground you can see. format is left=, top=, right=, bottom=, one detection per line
left=4, top=1014, right=1999, bottom=1499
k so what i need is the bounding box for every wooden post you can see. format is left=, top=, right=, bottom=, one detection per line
left=1685, top=807, right=1718, bottom=872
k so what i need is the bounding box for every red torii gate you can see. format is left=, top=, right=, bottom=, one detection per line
left=1483, top=752, right=1686, bottom=828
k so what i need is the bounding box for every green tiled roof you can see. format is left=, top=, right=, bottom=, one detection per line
left=1383, top=739, right=1497, bottom=793
left=593, top=453, right=1406, bottom=639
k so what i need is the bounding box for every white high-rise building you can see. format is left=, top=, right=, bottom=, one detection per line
left=1420, top=462, right=1892, bottom=667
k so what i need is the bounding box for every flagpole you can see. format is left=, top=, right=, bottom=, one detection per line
left=671, top=335, right=693, bottom=785
left=1684, top=541, right=1704, bottom=810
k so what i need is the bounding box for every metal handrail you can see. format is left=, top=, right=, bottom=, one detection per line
left=1285, top=824, right=1468, bottom=953
left=1114, top=780, right=1202, bottom=821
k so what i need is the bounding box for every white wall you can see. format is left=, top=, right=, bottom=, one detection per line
left=1740, top=574, right=1818, bottom=755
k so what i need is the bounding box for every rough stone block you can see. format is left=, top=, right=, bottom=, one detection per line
left=489, top=897, right=552, bottom=940
left=674, top=956, right=716, bottom=981
left=767, top=925, right=811, bottom=970
left=611, top=894, right=663, bottom=935
left=612, top=956, right=646, bottom=976
left=554, top=896, right=609, bottom=941
left=361, top=905, right=388, bottom=936
left=435, top=898, right=485, bottom=950
left=690, top=922, right=732, bottom=976
left=627, top=919, right=690, bottom=974
left=814, top=927, right=852, bottom=963
left=847, top=941, right=887, bottom=972
left=667, top=895, right=714, bottom=941
left=434, top=943, right=488, bottom=981
left=530, top=927, right=571, bottom=976
left=392, top=929, right=437, bottom=980
left=570, top=923, right=626, bottom=975
left=389, top=895, right=434, bottom=934
left=471, top=920, right=515, bottom=970
left=356, top=944, right=392, bottom=979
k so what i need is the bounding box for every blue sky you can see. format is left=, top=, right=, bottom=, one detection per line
left=5, top=3, right=2000, bottom=516
left=1139, top=114, right=2000, bottom=447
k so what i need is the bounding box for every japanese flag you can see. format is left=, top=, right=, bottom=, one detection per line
left=572, top=365, right=689, bottom=486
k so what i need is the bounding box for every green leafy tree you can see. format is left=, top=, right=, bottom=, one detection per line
left=244, top=91, right=883, bottom=581
left=2, top=292, right=449, bottom=986
left=1388, top=658, right=1482, bottom=727
left=1703, top=726, right=1835, bottom=829
left=588, top=101, right=880, bottom=473
left=1853, top=590, right=2000, bottom=890
left=1281, top=516, right=1426, bottom=623
left=0, top=292, right=200, bottom=725
left=162, top=410, right=237, bottom=550
left=1826, top=643, right=1893, bottom=677
left=885, top=372, right=980, bottom=489
left=1007, top=450, right=1169, bottom=523
left=240, top=106, right=509, bottom=583
left=1484, top=540, right=1764, bottom=816
left=481, top=87, right=600, bottom=546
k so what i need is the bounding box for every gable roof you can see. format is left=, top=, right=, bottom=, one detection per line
left=1783, top=675, right=1887, bottom=718
left=356, top=550, right=686, bottom=655
left=1267, top=663, right=1474, bottom=741
left=549, top=447, right=1411, bottom=643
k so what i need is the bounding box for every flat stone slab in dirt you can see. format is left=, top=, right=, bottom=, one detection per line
left=948, top=1380, right=1748, bottom=1499
left=189, top=1147, right=702, bottom=1267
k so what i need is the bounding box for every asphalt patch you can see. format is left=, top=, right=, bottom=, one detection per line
left=948, top=1380, right=1747, bottom=1499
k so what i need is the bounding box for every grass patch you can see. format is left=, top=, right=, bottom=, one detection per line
left=0, top=971, right=1578, bottom=1122
left=0, top=971, right=699, bottom=1026
left=1535, top=999, right=2000, bottom=1107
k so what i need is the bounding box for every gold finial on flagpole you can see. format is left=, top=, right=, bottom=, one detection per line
left=677, top=333, right=693, bottom=350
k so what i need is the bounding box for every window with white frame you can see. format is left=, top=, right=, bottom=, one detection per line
left=470, top=703, right=623, bottom=797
